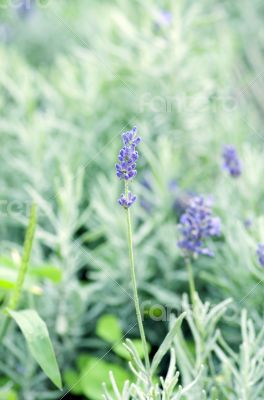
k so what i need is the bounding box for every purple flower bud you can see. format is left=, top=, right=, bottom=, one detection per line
left=256, top=243, right=264, bottom=267
left=122, top=126, right=141, bottom=147
left=222, top=145, right=242, bottom=177
left=178, top=196, right=221, bottom=257
left=118, top=192, right=137, bottom=209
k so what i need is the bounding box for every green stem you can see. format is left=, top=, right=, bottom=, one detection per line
left=125, top=183, right=151, bottom=376
left=185, top=257, right=196, bottom=306
left=0, top=203, right=37, bottom=344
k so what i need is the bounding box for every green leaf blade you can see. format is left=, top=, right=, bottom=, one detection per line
left=151, top=312, right=186, bottom=375
left=9, top=309, right=62, bottom=390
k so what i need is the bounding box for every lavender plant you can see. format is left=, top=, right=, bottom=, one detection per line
left=102, top=128, right=204, bottom=399
left=173, top=294, right=232, bottom=396
left=214, top=310, right=264, bottom=399
left=116, top=127, right=150, bottom=374
left=1, top=1, right=264, bottom=398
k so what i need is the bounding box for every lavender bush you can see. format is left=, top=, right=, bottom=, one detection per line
left=0, top=0, right=264, bottom=399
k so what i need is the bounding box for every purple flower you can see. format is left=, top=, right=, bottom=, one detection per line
left=256, top=243, right=264, bottom=267
left=118, top=192, right=137, bottom=209
left=178, top=196, right=221, bottom=257
left=116, top=127, right=141, bottom=181
left=222, top=145, right=242, bottom=177
left=122, top=127, right=141, bottom=147
left=116, top=126, right=141, bottom=208
left=244, top=218, right=253, bottom=229
left=157, top=10, right=172, bottom=27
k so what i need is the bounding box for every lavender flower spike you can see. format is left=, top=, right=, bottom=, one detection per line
left=257, top=243, right=264, bottom=267
left=222, top=145, right=242, bottom=177
left=116, top=126, right=141, bottom=208
left=116, top=127, right=141, bottom=181
left=178, top=196, right=221, bottom=257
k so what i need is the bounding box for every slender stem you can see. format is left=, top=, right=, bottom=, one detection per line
left=185, top=257, right=196, bottom=306
left=185, top=257, right=205, bottom=337
left=125, top=183, right=151, bottom=375
left=0, top=203, right=37, bottom=345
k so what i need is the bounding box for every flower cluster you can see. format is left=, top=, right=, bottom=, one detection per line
left=256, top=243, right=264, bottom=267
left=118, top=192, right=137, bottom=208
left=222, top=145, right=242, bottom=177
left=116, top=127, right=141, bottom=208
left=178, top=196, right=221, bottom=256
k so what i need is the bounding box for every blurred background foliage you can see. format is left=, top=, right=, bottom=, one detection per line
left=0, top=0, right=264, bottom=398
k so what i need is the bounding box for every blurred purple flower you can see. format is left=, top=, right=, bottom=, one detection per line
left=244, top=218, right=253, bottom=229
left=256, top=243, right=264, bottom=267
left=17, top=0, right=34, bottom=17
left=222, top=145, right=242, bottom=177
left=140, top=173, right=152, bottom=191
left=178, top=196, right=221, bottom=257
left=168, top=179, right=178, bottom=193
left=157, top=10, right=172, bottom=27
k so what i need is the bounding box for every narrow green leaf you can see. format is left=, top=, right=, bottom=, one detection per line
left=8, top=203, right=37, bottom=311
left=151, top=312, right=186, bottom=375
left=9, top=309, right=62, bottom=390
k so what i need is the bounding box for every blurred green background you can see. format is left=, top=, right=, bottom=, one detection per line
left=0, top=0, right=264, bottom=399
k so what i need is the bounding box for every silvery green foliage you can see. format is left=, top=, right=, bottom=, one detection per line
left=0, top=1, right=264, bottom=399
left=215, top=310, right=264, bottom=400
left=173, top=296, right=264, bottom=399
left=103, top=313, right=204, bottom=400
left=0, top=169, right=92, bottom=399
left=173, top=294, right=232, bottom=397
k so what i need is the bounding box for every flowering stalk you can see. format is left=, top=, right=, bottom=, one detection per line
left=125, top=182, right=150, bottom=374
left=185, top=257, right=196, bottom=306
left=0, top=203, right=37, bottom=344
left=116, top=127, right=150, bottom=377
left=178, top=196, right=221, bottom=305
